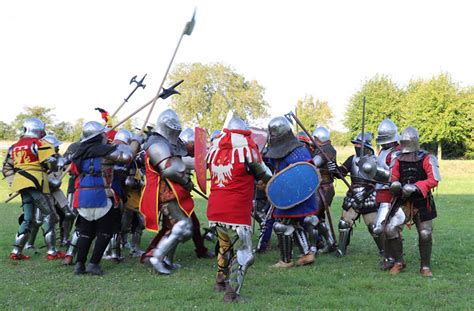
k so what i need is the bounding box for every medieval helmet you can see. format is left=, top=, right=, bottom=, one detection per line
left=42, top=135, right=62, bottom=147
left=22, top=118, right=46, bottom=138
left=156, top=109, right=182, bottom=145
left=114, top=129, right=132, bottom=145
left=400, top=126, right=420, bottom=153
left=223, top=111, right=248, bottom=130
left=312, top=126, right=330, bottom=143
left=351, top=132, right=374, bottom=153
left=179, top=128, right=195, bottom=145
left=210, top=129, right=221, bottom=142
left=376, top=119, right=400, bottom=145
left=81, top=121, right=106, bottom=143
left=265, top=116, right=302, bottom=159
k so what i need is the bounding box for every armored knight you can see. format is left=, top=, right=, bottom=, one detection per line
left=369, top=119, right=401, bottom=269
left=332, top=132, right=380, bottom=257
left=311, top=126, right=337, bottom=253
left=24, top=135, right=70, bottom=259
left=121, top=151, right=146, bottom=258
left=139, top=109, right=195, bottom=275
left=105, top=129, right=134, bottom=262
left=385, top=126, right=440, bottom=277
left=207, top=112, right=272, bottom=302
left=266, top=116, right=318, bottom=268
left=6, top=118, right=62, bottom=260
left=71, top=121, right=139, bottom=275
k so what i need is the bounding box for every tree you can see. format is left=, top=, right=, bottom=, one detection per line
left=71, top=118, right=85, bottom=141
left=0, top=121, right=16, bottom=140
left=51, top=121, right=74, bottom=141
left=403, top=73, right=470, bottom=158
left=344, top=75, right=404, bottom=141
left=295, top=95, right=333, bottom=132
left=169, top=63, right=269, bottom=132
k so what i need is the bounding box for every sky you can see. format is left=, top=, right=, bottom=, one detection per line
left=1, top=0, right=473, bottom=131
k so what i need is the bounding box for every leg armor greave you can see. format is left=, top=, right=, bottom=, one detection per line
left=109, top=233, right=122, bottom=260
left=418, top=220, right=433, bottom=269
left=303, top=215, right=319, bottom=253
left=316, top=221, right=336, bottom=251
left=373, top=202, right=390, bottom=235
left=368, top=224, right=384, bottom=255
left=336, top=219, right=352, bottom=257
left=12, top=233, right=30, bottom=255
left=228, top=227, right=255, bottom=293
left=66, top=230, right=80, bottom=257
left=293, top=226, right=311, bottom=256
left=151, top=218, right=192, bottom=274
left=26, top=208, right=42, bottom=249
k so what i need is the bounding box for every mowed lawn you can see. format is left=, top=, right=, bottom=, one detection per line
left=0, top=157, right=472, bottom=310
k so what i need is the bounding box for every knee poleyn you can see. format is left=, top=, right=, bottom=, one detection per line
left=419, top=229, right=432, bottom=242
left=338, top=219, right=351, bottom=230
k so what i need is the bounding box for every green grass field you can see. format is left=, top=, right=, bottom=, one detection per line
left=0, top=158, right=473, bottom=310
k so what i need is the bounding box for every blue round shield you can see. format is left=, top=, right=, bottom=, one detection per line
left=266, top=162, right=320, bottom=210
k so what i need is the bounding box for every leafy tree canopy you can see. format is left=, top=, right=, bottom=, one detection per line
left=169, top=63, right=269, bottom=132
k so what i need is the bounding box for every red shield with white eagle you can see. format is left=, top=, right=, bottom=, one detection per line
left=194, top=127, right=207, bottom=194
left=249, top=126, right=268, bottom=152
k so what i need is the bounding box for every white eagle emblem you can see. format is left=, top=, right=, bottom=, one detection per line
left=211, top=163, right=233, bottom=187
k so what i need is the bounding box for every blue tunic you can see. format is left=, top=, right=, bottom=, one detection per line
left=270, top=146, right=318, bottom=218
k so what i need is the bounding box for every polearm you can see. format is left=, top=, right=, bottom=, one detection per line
left=285, top=111, right=352, bottom=190
left=5, top=192, right=19, bottom=203
left=110, top=74, right=147, bottom=119
left=110, top=80, right=184, bottom=131
left=139, top=10, right=196, bottom=135
left=360, top=96, right=366, bottom=157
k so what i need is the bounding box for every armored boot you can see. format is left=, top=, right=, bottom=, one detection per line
left=163, top=244, right=181, bottom=270
left=316, top=221, right=336, bottom=253
left=273, top=234, right=293, bottom=268
left=418, top=223, right=433, bottom=277
left=25, top=223, right=40, bottom=252
left=380, top=237, right=395, bottom=271
left=303, top=215, right=319, bottom=254
left=109, top=233, right=123, bottom=263
left=151, top=219, right=192, bottom=275
left=63, top=230, right=79, bottom=265
left=224, top=227, right=254, bottom=302
left=10, top=232, right=31, bottom=260
left=25, top=208, right=42, bottom=251
left=293, top=227, right=314, bottom=266
left=388, top=238, right=405, bottom=275
left=129, top=231, right=144, bottom=257
left=368, top=224, right=384, bottom=256
left=44, top=229, right=65, bottom=260
left=61, top=218, right=74, bottom=247
left=335, top=219, right=351, bottom=257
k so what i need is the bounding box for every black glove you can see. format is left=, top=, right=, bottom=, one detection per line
left=184, top=179, right=194, bottom=192
left=402, top=183, right=420, bottom=199
left=327, top=161, right=338, bottom=174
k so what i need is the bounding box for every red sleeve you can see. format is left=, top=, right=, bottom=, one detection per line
left=415, top=156, right=439, bottom=198
left=390, top=158, right=400, bottom=182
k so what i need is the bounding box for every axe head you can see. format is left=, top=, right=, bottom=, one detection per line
left=159, top=88, right=180, bottom=100
left=137, top=73, right=147, bottom=88
left=158, top=80, right=184, bottom=99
